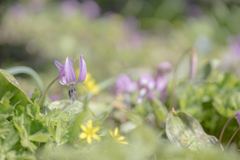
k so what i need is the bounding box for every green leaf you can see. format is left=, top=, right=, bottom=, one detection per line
left=13, top=114, right=29, bottom=139
left=152, top=98, right=168, bottom=122
left=0, top=92, right=14, bottom=118
left=2, top=129, right=19, bottom=153
left=28, top=131, right=52, bottom=142
left=56, top=118, right=68, bottom=145
left=39, top=142, right=54, bottom=159
left=30, top=88, right=41, bottom=102
left=6, top=150, right=36, bottom=160
left=166, top=109, right=219, bottom=151
left=0, top=69, right=32, bottom=106
left=93, top=112, right=109, bottom=127
left=213, top=94, right=240, bottom=118
left=20, top=139, right=37, bottom=153
left=68, top=109, right=89, bottom=144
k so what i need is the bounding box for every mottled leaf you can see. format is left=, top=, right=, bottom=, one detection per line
left=166, top=109, right=219, bottom=151
left=48, top=99, right=83, bottom=114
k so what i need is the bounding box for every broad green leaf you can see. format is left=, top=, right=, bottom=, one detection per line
left=48, top=99, right=83, bottom=114
left=28, top=131, right=52, bottom=142
left=0, top=69, right=32, bottom=106
left=166, top=109, right=219, bottom=151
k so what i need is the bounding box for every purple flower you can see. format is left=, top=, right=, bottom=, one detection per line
left=155, top=76, right=168, bottom=103
left=55, top=54, right=87, bottom=103
left=113, top=74, right=137, bottom=95
left=156, top=62, right=172, bottom=77
left=137, top=74, right=155, bottom=103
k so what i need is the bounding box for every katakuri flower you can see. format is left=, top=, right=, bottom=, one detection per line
left=155, top=76, right=168, bottom=103
left=113, top=74, right=137, bottom=95
left=79, top=119, right=101, bottom=144
left=55, top=54, right=87, bottom=103
left=137, top=74, right=155, bottom=103
left=156, top=62, right=172, bottom=77
left=109, top=127, right=128, bottom=145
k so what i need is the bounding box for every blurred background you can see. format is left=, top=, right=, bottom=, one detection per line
left=1, top=0, right=240, bottom=97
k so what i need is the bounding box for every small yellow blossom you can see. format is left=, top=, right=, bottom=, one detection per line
left=109, top=127, right=129, bottom=145
left=79, top=119, right=101, bottom=144
left=75, top=70, right=99, bottom=95
left=83, top=73, right=99, bottom=94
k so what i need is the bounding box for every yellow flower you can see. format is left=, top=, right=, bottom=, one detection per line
left=79, top=119, right=101, bottom=144
left=75, top=70, right=99, bottom=95
left=83, top=73, right=99, bottom=94
left=109, top=127, right=129, bottom=145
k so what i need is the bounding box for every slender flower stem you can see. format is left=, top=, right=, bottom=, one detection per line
left=38, top=76, right=59, bottom=105
left=225, top=127, right=240, bottom=150
left=218, top=114, right=236, bottom=146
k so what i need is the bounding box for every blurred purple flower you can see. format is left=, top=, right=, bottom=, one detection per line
left=155, top=76, right=168, bottom=103
left=156, top=62, right=172, bottom=77
left=113, top=74, right=137, bottom=95
left=154, top=62, right=171, bottom=103
left=81, top=0, right=100, bottom=19
left=60, top=0, right=80, bottom=17
left=55, top=54, right=87, bottom=103
left=49, top=95, right=59, bottom=102
left=137, top=74, right=155, bottom=103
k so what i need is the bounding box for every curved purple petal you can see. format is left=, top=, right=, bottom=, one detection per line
left=59, top=71, right=67, bottom=85
left=78, top=54, right=87, bottom=83
left=55, top=61, right=63, bottom=72
left=64, top=57, right=77, bottom=85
